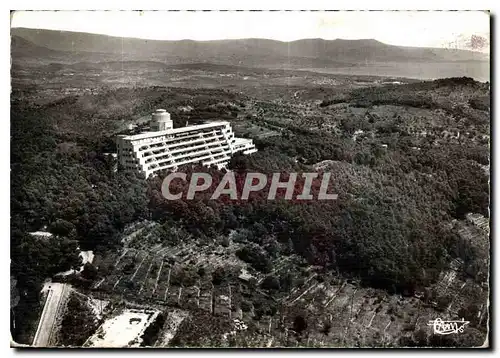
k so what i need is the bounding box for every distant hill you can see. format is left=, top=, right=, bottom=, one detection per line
left=11, top=27, right=490, bottom=80
left=11, top=35, right=60, bottom=57
left=10, top=34, right=117, bottom=64
left=12, top=27, right=489, bottom=62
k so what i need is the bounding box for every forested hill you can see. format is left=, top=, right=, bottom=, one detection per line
left=11, top=78, right=490, bottom=344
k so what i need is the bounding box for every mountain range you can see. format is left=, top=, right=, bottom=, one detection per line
left=11, top=27, right=490, bottom=80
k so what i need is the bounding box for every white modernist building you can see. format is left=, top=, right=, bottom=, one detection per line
left=117, top=109, right=257, bottom=177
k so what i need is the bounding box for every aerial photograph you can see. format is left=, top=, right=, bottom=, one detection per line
left=10, top=10, right=490, bottom=348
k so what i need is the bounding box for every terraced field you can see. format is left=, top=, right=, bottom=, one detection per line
left=76, top=215, right=490, bottom=347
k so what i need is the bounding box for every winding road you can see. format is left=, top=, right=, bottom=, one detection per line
left=32, top=283, right=70, bottom=347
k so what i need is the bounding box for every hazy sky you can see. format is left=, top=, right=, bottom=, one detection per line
left=11, top=10, right=490, bottom=51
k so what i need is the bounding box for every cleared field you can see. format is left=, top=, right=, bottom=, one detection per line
left=85, top=308, right=160, bottom=347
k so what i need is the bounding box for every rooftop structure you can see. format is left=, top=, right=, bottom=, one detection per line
left=117, top=109, right=257, bottom=177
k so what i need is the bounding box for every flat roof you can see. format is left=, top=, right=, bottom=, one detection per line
left=122, top=121, right=230, bottom=141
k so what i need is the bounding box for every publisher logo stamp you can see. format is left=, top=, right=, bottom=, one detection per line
left=427, top=318, right=470, bottom=335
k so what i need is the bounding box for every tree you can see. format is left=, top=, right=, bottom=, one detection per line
left=261, top=275, right=280, bottom=291
left=81, top=263, right=98, bottom=280
left=49, top=219, right=76, bottom=237
left=212, top=267, right=231, bottom=285
left=293, top=315, right=307, bottom=335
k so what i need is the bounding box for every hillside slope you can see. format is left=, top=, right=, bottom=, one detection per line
left=12, top=28, right=488, bottom=63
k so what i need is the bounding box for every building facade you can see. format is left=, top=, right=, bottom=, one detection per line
left=117, top=109, right=257, bottom=177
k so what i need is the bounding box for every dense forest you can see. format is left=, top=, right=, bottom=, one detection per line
left=11, top=77, right=489, bottom=344
left=10, top=103, right=148, bottom=342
